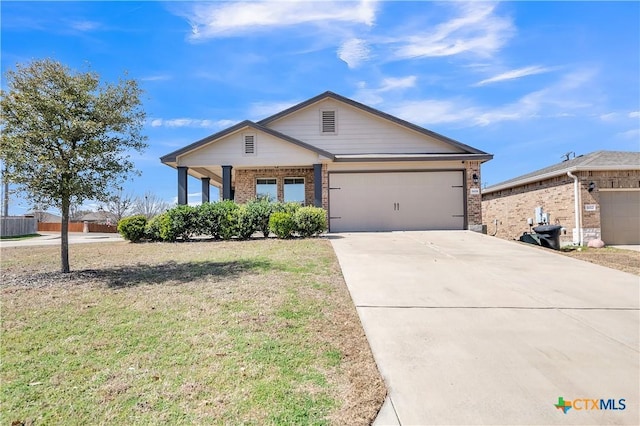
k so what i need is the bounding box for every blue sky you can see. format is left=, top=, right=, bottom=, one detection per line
left=2, top=1, right=639, bottom=214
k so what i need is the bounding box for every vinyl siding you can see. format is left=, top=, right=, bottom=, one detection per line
left=177, top=129, right=321, bottom=167
left=266, top=99, right=466, bottom=155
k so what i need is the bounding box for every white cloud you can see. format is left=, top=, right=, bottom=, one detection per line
left=617, top=128, right=640, bottom=139
left=599, top=112, right=618, bottom=121
left=338, top=38, right=371, bottom=68
left=392, top=2, right=514, bottom=60
left=629, top=111, right=640, bottom=118
left=183, top=0, right=378, bottom=40
left=149, top=118, right=238, bottom=129
left=249, top=100, right=301, bottom=119
left=353, top=76, right=417, bottom=106
left=378, top=76, right=417, bottom=92
left=141, top=74, right=171, bottom=82
left=386, top=69, right=597, bottom=127
left=70, top=20, right=100, bottom=31
left=388, top=99, right=477, bottom=125
left=474, top=65, right=554, bottom=86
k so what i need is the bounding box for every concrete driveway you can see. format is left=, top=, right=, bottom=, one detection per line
left=0, top=232, right=123, bottom=248
left=330, top=231, right=639, bottom=425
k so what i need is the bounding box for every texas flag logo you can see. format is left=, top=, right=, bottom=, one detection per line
left=555, top=397, right=572, bottom=414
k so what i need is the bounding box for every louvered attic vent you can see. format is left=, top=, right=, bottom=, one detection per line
left=244, top=135, right=255, bottom=154
left=321, top=110, right=336, bottom=133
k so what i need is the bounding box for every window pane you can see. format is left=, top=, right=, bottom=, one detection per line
left=284, top=178, right=305, bottom=203
left=256, top=178, right=277, bottom=201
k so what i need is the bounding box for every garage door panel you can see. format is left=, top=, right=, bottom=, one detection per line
left=600, top=191, right=640, bottom=245
left=329, top=171, right=464, bottom=232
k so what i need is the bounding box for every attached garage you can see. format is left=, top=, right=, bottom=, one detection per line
left=600, top=190, right=640, bottom=245
left=329, top=171, right=466, bottom=232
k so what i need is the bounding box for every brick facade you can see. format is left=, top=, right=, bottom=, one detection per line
left=482, top=169, right=640, bottom=244
left=465, top=160, right=483, bottom=229
left=234, top=167, right=315, bottom=205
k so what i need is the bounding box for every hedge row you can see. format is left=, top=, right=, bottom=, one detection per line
left=117, top=199, right=327, bottom=242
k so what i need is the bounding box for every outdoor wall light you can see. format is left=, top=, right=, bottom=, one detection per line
left=472, top=173, right=479, bottom=184
left=588, top=181, right=596, bottom=192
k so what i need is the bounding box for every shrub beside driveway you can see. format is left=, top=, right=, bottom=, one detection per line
left=1, top=239, right=385, bottom=425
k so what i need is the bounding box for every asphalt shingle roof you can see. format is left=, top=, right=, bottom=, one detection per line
left=484, top=150, right=640, bottom=193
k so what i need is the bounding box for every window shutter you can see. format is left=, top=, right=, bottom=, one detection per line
left=321, top=110, right=336, bottom=133
left=244, top=135, right=255, bottom=154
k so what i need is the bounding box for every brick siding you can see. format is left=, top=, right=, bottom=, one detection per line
left=482, top=170, right=640, bottom=244
left=234, top=167, right=315, bottom=205
left=465, top=160, right=483, bottom=228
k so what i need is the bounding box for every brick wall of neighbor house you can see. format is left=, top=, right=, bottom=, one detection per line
left=234, top=167, right=315, bottom=205
left=465, top=160, right=483, bottom=230
left=482, top=169, right=640, bottom=245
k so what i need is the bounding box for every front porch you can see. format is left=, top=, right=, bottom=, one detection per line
left=175, top=164, right=325, bottom=207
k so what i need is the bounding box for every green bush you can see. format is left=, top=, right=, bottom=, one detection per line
left=236, top=204, right=257, bottom=240
left=165, top=205, right=198, bottom=241
left=117, top=215, right=147, bottom=243
left=144, top=214, right=165, bottom=241
left=293, top=207, right=327, bottom=237
left=245, top=198, right=274, bottom=237
left=199, top=201, right=239, bottom=240
left=269, top=212, right=296, bottom=239
left=273, top=201, right=302, bottom=215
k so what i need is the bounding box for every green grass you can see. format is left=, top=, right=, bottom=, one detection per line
left=0, top=233, right=40, bottom=240
left=1, top=239, right=384, bottom=425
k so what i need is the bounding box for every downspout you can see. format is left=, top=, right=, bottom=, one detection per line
left=567, top=171, right=582, bottom=245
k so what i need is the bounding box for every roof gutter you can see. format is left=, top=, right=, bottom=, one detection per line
left=567, top=171, right=582, bottom=246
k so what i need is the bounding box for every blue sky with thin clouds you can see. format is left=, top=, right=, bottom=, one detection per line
left=2, top=1, right=639, bottom=213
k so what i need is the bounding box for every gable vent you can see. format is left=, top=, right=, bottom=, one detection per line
left=244, top=134, right=255, bottom=154
left=321, top=110, right=336, bottom=133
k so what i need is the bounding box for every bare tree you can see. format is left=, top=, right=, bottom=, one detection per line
left=101, top=190, right=135, bottom=223
left=133, top=191, right=172, bottom=219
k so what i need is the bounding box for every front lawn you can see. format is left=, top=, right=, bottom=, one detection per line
left=1, top=239, right=384, bottom=425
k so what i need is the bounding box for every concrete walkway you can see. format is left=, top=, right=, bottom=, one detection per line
left=330, top=231, right=639, bottom=425
left=0, top=232, right=123, bottom=248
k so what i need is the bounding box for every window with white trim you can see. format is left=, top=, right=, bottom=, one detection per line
left=243, top=133, right=256, bottom=155
left=256, top=178, right=277, bottom=201
left=284, top=177, right=305, bottom=204
left=320, top=110, right=336, bottom=134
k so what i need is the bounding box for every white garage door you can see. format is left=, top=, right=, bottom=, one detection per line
left=329, top=171, right=465, bottom=232
left=600, top=190, right=640, bottom=245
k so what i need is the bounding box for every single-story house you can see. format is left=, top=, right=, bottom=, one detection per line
left=77, top=211, right=117, bottom=225
left=161, top=91, right=493, bottom=232
left=25, top=211, right=62, bottom=223
left=482, top=151, right=640, bottom=245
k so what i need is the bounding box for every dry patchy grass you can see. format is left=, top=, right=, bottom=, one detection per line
left=559, top=246, right=640, bottom=276
left=1, top=239, right=385, bottom=425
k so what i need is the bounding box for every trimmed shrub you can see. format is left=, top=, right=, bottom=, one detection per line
left=165, top=205, right=198, bottom=241
left=199, top=200, right=239, bottom=240
left=293, top=206, right=327, bottom=237
left=117, top=215, right=147, bottom=242
left=236, top=204, right=257, bottom=240
left=245, top=198, right=274, bottom=237
left=269, top=212, right=295, bottom=239
left=273, top=201, right=302, bottom=215
left=144, top=213, right=165, bottom=241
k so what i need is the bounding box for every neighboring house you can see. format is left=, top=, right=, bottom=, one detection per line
left=161, top=91, right=493, bottom=232
left=77, top=211, right=117, bottom=225
left=482, top=151, right=640, bottom=245
left=25, top=211, right=62, bottom=223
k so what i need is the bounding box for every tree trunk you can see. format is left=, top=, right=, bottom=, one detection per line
left=61, top=196, right=70, bottom=273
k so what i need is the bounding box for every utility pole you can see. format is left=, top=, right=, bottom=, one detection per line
left=1, top=163, right=8, bottom=217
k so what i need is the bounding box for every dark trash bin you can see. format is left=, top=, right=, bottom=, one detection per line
left=532, top=225, right=563, bottom=250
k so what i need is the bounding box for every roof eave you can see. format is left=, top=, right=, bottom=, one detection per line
left=483, top=164, right=640, bottom=194
left=334, top=153, right=493, bottom=163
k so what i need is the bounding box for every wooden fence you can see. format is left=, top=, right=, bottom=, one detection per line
left=0, top=216, right=38, bottom=237
left=37, top=222, right=118, bottom=233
